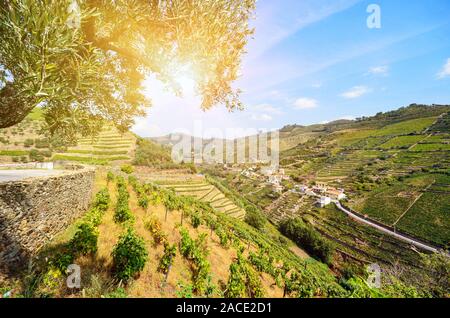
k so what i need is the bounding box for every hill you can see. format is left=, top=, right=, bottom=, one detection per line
left=203, top=104, right=450, bottom=291
left=0, top=109, right=171, bottom=166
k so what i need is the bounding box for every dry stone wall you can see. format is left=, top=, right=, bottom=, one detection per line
left=0, top=167, right=95, bottom=277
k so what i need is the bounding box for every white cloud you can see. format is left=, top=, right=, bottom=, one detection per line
left=437, top=58, right=450, bottom=79
left=293, top=97, right=319, bottom=109
left=250, top=113, right=272, bottom=121
left=340, top=86, right=370, bottom=99
left=251, top=103, right=283, bottom=115
left=368, top=65, right=389, bottom=76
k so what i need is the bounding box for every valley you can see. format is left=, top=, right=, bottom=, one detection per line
left=0, top=104, right=449, bottom=298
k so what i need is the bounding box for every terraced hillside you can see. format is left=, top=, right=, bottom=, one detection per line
left=0, top=108, right=135, bottom=165
left=56, top=126, right=135, bottom=164
left=159, top=181, right=246, bottom=220
left=207, top=105, right=449, bottom=290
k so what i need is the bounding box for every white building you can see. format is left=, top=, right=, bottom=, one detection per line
left=317, top=196, right=331, bottom=207
left=326, top=188, right=346, bottom=201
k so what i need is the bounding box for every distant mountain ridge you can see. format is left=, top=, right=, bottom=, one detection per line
left=149, top=104, right=450, bottom=152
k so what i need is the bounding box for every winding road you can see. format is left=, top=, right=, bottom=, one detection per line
left=332, top=200, right=444, bottom=254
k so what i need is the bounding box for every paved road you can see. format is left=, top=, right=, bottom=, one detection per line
left=333, top=200, right=442, bottom=254
left=0, top=170, right=64, bottom=182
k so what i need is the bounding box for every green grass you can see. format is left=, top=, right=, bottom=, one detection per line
left=0, top=150, right=30, bottom=156
left=409, top=143, right=450, bottom=152
left=93, top=145, right=131, bottom=149
left=52, top=154, right=130, bottom=164
left=65, top=149, right=128, bottom=155
left=337, top=117, right=436, bottom=147
left=396, top=191, right=450, bottom=246
left=379, top=135, right=424, bottom=149
left=373, top=117, right=436, bottom=136
left=352, top=174, right=435, bottom=225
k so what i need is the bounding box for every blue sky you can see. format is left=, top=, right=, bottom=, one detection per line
left=133, top=0, right=450, bottom=138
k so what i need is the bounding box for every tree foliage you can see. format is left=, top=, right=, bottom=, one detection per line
left=0, top=0, right=256, bottom=141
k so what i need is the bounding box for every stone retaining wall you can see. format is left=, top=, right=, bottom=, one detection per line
left=0, top=167, right=95, bottom=277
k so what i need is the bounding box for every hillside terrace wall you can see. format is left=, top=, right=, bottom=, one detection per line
left=0, top=167, right=95, bottom=277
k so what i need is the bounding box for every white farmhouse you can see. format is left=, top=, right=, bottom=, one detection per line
left=317, top=196, right=331, bottom=207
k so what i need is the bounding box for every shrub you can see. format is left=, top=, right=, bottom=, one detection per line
left=107, top=171, right=115, bottom=183
left=69, top=223, right=99, bottom=255
left=158, top=242, right=177, bottom=274
left=244, top=205, right=266, bottom=230
left=225, top=249, right=264, bottom=298
left=280, top=218, right=335, bottom=265
left=112, top=228, right=148, bottom=281
left=50, top=251, right=75, bottom=273
left=179, top=229, right=210, bottom=294
left=84, top=207, right=104, bottom=227
left=94, top=188, right=110, bottom=211
left=29, top=149, right=44, bottom=162
left=40, top=150, right=53, bottom=158
left=144, top=217, right=167, bottom=245
left=24, top=138, right=34, bottom=147
left=114, top=179, right=133, bottom=224
left=35, top=138, right=50, bottom=148
left=120, top=164, right=134, bottom=174
left=114, top=200, right=134, bottom=224
left=190, top=212, right=201, bottom=228
left=138, top=195, right=149, bottom=210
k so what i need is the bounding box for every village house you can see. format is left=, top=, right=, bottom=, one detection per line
left=317, top=196, right=331, bottom=207
left=326, top=188, right=346, bottom=200
left=312, top=182, right=327, bottom=193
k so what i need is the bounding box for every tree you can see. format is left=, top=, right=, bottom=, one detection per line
left=0, top=0, right=256, bottom=141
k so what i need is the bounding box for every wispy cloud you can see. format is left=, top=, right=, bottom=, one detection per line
left=251, top=103, right=283, bottom=115
left=368, top=65, right=389, bottom=76
left=340, top=86, right=370, bottom=99
left=437, top=58, right=450, bottom=79
left=250, top=113, right=272, bottom=121
left=293, top=97, right=319, bottom=109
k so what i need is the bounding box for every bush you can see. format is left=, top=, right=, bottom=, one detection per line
left=94, top=188, right=110, bottom=211
left=24, top=138, right=34, bottom=147
left=179, top=228, right=211, bottom=294
left=244, top=205, right=266, bottom=230
left=120, top=164, right=134, bottom=174
left=280, top=218, right=335, bottom=265
left=112, top=228, right=148, bottom=281
left=144, top=217, right=167, bottom=245
left=114, top=179, right=133, bottom=224
left=29, top=149, right=45, bottom=162
left=158, top=242, right=177, bottom=274
left=107, top=171, right=115, bottom=183
left=40, top=150, right=53, bottom=158
left=114, top=200, right=134, bottom=224
left=190, top=212, right=201, bottom=228
left=69, top=223, right=99, bottom=255
left=84, top=207, right=104, bottom=227
left=138, top=195, right=149, bottom=210
left=35, top=138, right=50, bottom=148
